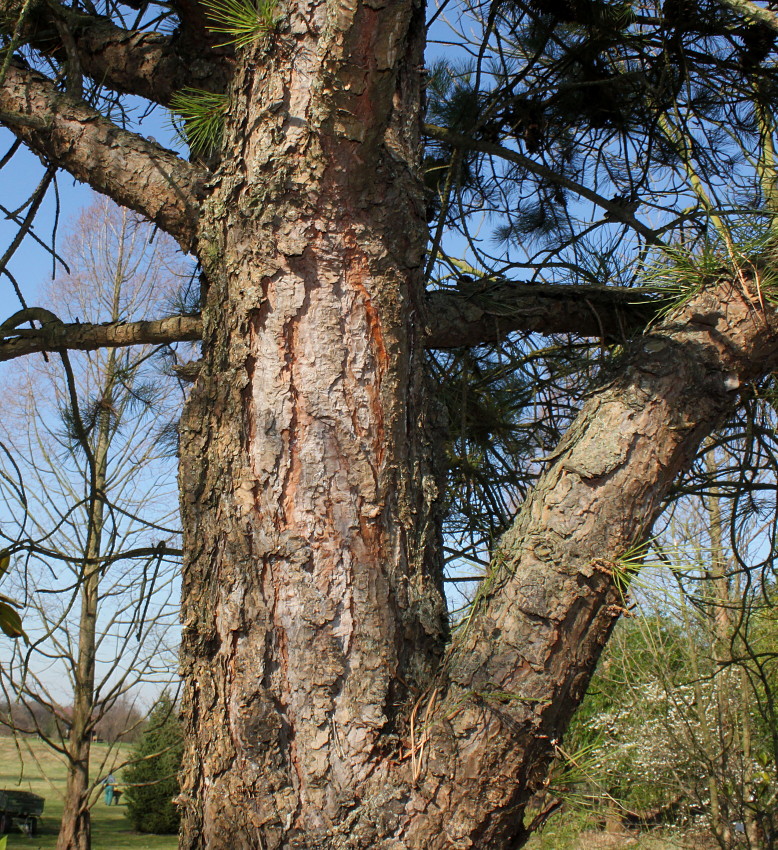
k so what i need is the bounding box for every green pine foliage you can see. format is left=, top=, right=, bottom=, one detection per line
left=431, top=330, right=593, bottom=556
left=123, top=693, right=183, bottom=834
left=169, top=88, right=229, bottom=157
left=634, top=221, right=778, bottom=326
left=201, top=0, right=277, bottom=48
left=426, top=61, right=483, bottom=137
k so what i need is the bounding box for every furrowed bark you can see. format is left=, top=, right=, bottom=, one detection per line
left=66, top=21, right=230, bottom=104
left=0, top=63, right=207, bottom=249
left=177, top=0, right=446, bottom=845
left=354, top=278, right=778, bottom=848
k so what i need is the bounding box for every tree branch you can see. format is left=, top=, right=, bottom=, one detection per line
left=367, top=278, right=778, bottom=846
left=1, top=0, right=233, bottom=106
left=425, top=281, right=659, bottom=347
left=424, top=123, right=662, bottom=245
left=0, top=62, right=207, bottom=249
left=0, top=283, right=663, bottom=361
left=712, top=0, right=778, bottom=31
left=60, top=19, right=230, bottom=105
left=0, top=309, right=202, bottom=360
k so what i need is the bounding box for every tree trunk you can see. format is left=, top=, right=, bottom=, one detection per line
left=56, top=427, right=107, bottom=850
left=177, top=1, right=446, bottom=845
left=57, top=737, right=92, bottom=850
left=57, top=284, right=122, bottom=850
left=174, top=2, right=778, bottom=848
left=4, top=0, right=778, bottom=846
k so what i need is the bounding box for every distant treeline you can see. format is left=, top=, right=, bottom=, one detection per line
left=0, top=695, right=146, bottom=743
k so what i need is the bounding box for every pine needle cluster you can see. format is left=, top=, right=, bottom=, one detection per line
left=169, top=89, right=229, bottom=157
left=201, top=0, right=277, bottom=48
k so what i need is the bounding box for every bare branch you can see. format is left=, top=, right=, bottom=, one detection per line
left=0, top=169, right=55, bottom=308
left=425, top=281, right=659, bottom=347
left=0, top=309, right=202, bottom=360
left=0, top=62, right=207, bottom=248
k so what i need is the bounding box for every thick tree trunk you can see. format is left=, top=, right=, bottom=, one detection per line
left=5, top=0, right=778, bottom=844
left=178, top=1, right=446, bottom=845
left=182, top=256, right=778, bottom=848
left=175, top=2, right=778, bottom=848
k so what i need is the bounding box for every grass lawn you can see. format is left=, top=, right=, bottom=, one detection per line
left=523, top=807, right=716, bottom=849
left=0, top=736, right=715, bottom=849
left=0, top=737, right=177, bottom=850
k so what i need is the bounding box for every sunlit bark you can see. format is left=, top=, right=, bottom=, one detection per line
left=0, top=63, right=205, bottom=249
left=3, top=0, right=778, bottom=846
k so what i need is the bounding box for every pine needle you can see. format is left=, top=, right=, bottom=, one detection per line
left=201, top=0, right=277, bottom=48
left=169, top=89, right=229, bottom=157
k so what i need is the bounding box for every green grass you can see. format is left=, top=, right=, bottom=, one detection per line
left=0, top=737, right=177, bottom=850
left=0, top=736, right=710, bottom=849
left=523, top=807, right=713, bottom=849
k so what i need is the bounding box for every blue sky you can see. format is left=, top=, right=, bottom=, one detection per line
left=0, top=102, right=183, bottom=318
left=0, top=7, right=462, bottom=317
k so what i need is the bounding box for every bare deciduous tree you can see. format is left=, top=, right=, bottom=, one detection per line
left=0, top=198, right=186, bottom=850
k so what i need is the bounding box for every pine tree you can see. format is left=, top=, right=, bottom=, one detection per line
left=123, top=693, right=183, bottom=835
left=2, top=0, right=778, bottom=845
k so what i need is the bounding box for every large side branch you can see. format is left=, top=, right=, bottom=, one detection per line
left=58, top=18, right=230, bottom=105
left=425, top=281, right=659, bottom=346
left=0, top=62, right=207, bottom=248
left=0, top=0, right=231, bottom=104
left=374, top=277, right=778, bottom=847
left=0, top=311, right=202, bottom=360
